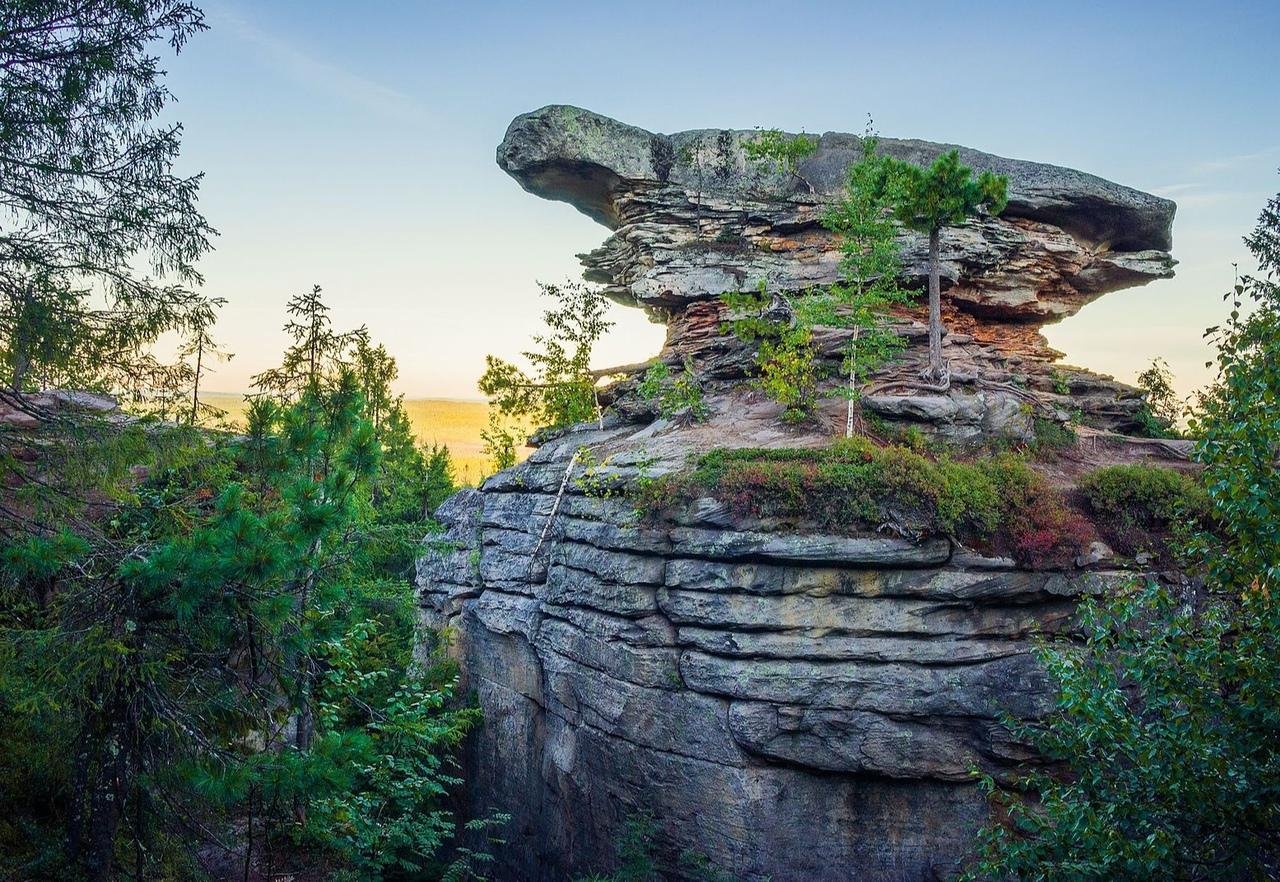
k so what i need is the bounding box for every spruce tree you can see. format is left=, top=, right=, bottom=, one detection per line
left=0, top=1, right=217, bottom=404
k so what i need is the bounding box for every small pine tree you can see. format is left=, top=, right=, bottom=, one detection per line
left=879, top=151, right=1008, bottom=387
left=807, top=128, right=912, bottom=436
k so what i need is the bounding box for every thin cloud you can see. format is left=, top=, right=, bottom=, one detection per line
left=1151, top=183, right=1201, bottom=197
left=1152, top=182, right=1254, bottom=208
left=1194, top=147, right=1280, bottom=174
left=208, top=1, right=426, bottom=123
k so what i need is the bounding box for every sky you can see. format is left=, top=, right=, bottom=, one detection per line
left=165, top=0, right=1280, bottom=400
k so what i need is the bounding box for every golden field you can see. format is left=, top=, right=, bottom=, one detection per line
left=200, top=392, right=514, bottom=485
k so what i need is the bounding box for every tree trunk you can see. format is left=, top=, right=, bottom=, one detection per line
left=66, top=728, right=93, bottom=863
left=85, top=726, right=125, bottom=882
left=926, top=226, right=945, bottom=383
left=845, top=333, right=860, bottom=439
left=189, top=336, right=203, bottom=425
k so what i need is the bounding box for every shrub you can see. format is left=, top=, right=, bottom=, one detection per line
left=1133, top=357, right=1184, bottom=439
left=1031, top=416, right=1077, bottom=455
left=636, top=358, right=710, bottom=423
left=1079, top=464, right=1210, bottom=556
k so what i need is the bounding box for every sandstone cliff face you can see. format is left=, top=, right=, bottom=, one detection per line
left=418, top=108, right=1182, bottom=881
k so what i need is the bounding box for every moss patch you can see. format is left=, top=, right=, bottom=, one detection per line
left=639, top=437, right=1093, bottom=567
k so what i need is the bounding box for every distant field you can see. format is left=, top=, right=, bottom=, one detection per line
left=201, top=392, right=515, bottom=485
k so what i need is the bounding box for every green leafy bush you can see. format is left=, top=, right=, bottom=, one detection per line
left=636, top=358, right=710, bottom=422
left=1031, top=416, right=1077, bottom=455
left=574, top=813, right=659, bottom=882
left=639, top=438, right=1091, bottom=566
left=1079, top=464, right=1210, bottom=556
left=721, top=283, right=822, bottom=422
left=967, top=180, right=1280, bottom=882
left=965, top=581, right=1280, bottom=881
left=1133, top=357, right=1184, bottom=439
left=574, top=812, right=735, bottom=882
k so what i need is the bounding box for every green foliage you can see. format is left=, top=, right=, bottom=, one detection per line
left=480, top=410, right=519, bottom=473
left=758, top=328, right=822, bottom=423
left=881, top=150, right=1009, bottom=236
left=1079, top=464, right=1209, bottom=557
left=251, top=284, right=369, bottom=401
left=610, top=812, right=660, bottom=882
left=636, top=357, right=710, bottom=422
left=744, top=128, right=818, bottom=191
left=1190, top=186, right=1280, bottom=592
left=424, top=443, right=459, bottom=514
left=1030, top=416, right=1078, bottom=455
left=725, top=130, right=911, bottom=428
left=0, top=289, right=472, bottom=880
left=478, top=280, right=612, bottom=431
left=968, top=181, right=1280, bottom=882
left=877, top=149, right=1008, bottom=383
left=292, top=628, right=480, bottom=875
left=966, top=581, right=1280, bottom=881
left=721, top=283, right=822, bottom=422
left=1134, top=357, right=1184, bottom=438
left=639, top=438, right=1090, bottom=566
left=812, top=130, right=912, bottom=433
left=0, top=1, right=219, bottom=402
left=678, top=850, right=739, bottom=882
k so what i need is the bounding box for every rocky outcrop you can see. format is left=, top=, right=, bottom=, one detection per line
left=499, top=105, right=1173, bottom=321
left=498, top=105, right=1177, bottom=439
left=417, top=108, right=1183, bottom=880
left=419, top=428, right=1154, bottom=881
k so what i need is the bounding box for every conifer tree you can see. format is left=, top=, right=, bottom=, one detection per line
left=724, top=126, right=911, bottom=429
left=880, top=151, right=1008, bottom=387
left=807, top=130, right=912, bottom=436
left=0, top=1, right=217, bottom=407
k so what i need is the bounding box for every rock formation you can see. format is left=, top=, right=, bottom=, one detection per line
left=418, top=106, right=1184, bottom=881
left=499, top=105, right=1176, bottom=441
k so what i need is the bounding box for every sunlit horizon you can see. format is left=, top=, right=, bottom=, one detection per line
left=168, top=0, right=1279, bottom=402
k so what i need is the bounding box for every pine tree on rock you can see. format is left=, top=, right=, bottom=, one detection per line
left=881, top=151, right=1008, bottom=387
left=810, top=130, right=912, bottom=436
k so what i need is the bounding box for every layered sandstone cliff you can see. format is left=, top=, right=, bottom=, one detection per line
left=418, top=107, right=1183, bottom=881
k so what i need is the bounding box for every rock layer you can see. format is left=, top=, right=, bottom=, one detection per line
left=498, top=105, right=1174, bottom=322
left=417, top=108, right=1183, bottom=881
left=420, top=429, right=1143, bottom=881
left=498, top=105, right=1177, bottom=439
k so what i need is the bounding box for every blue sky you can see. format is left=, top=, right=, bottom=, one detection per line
left=167, top=0, right=1280, bottom=398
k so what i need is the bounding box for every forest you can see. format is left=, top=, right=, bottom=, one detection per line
left=2, top=2, right=1278, bottom=882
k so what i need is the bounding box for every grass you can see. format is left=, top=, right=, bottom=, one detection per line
left=200, top=392, right=520, bottom=485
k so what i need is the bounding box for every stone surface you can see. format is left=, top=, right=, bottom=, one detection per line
left=417, top=422, right=1157, bottom=881
left=415, top=108, right=1187, bottom=881
left=499, top=105, right=1177, bottom=439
